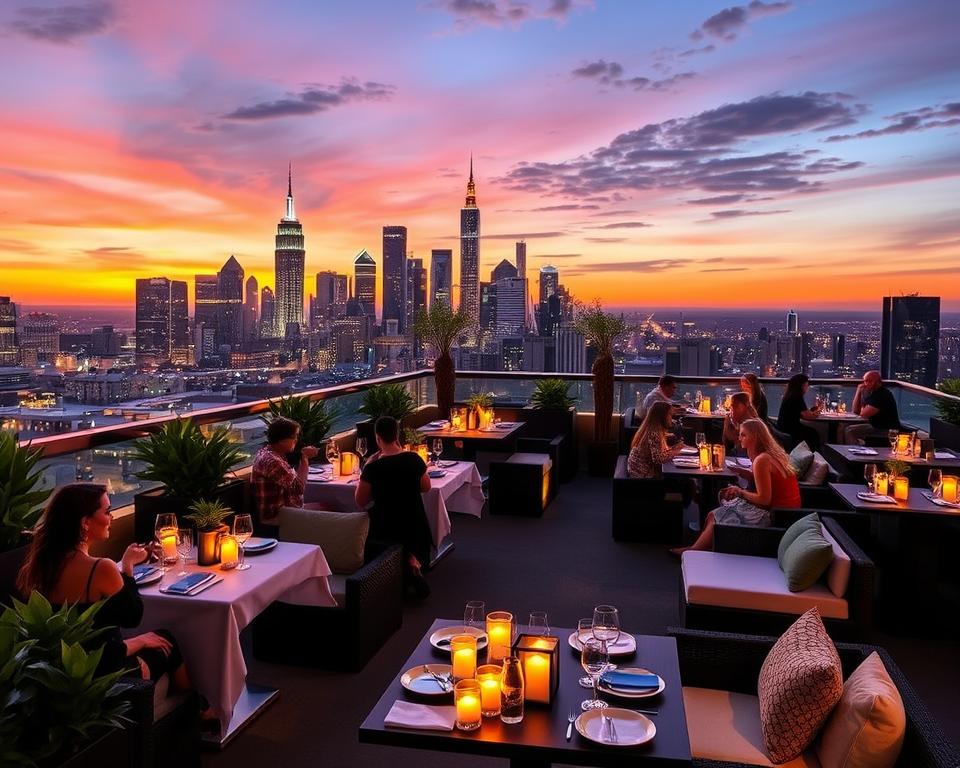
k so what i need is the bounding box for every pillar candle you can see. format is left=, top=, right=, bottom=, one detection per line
left=698, top=445, right=711, bottom=470
left=942, top=475, right=958, bottom=503
left=160, top=530, right=178, bottom=563
left=486, top=612, right=513, bottom=663
left=454, top=681, right=482, bottom=731
left=699, top=397, right=712, bottom=413
left=893, top=476, right=909, bottom=501
left=875, top=473, right=889, bottom=496
left=219, top=535, right=239, bottom=568
left=339, top=451, right=357, bottom=475
left=476, top=665, right=501, bottom=716
left=450, top=635, right=477, bottom=681
left=522, top=652, right=549, bottom=703
left=895, top=433, right=910, bottom=456
left=416, top=444, right=429, bottom=463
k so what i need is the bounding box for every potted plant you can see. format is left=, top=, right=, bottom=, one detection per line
left=0, top=593, right=132, bottom=767
left=525, top=378, right=579, bottom=482
left=931, top=378, right=960, bottom=450
left=575, top=301, right=631, bottom=477
left=262, top=395, right=337, bottom=466
left=465, top=391, right=493, bottom=430
left=184, top=499, right=234, bottom=566
left=402, top=428, right=429, bottom=462
left=356, top=383, right=417, bottom=448
left=0, top=431, right=52, bottom=554
left=413, top=303, right=474, bottom=417
left=131, top=419, right=245, bottom=543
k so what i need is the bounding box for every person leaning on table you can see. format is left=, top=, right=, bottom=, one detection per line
left=722, top=392, right=758, bottom=454
left=845, top=370, right=901, bottom=445
left=637, top=374, right=684, bottom=422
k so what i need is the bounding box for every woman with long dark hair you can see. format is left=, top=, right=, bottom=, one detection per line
left=776, top=373, right=822, bottom=450
left=740, top=373, right=769, bottom=422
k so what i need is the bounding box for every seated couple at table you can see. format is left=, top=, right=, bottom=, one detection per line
left=672, top=418, right=801, bottom=556
left=355, top=416, right=433, bottom=599
left=15, top=484, right=209, bottom=714
left=251, top=417, right=326, bottom=527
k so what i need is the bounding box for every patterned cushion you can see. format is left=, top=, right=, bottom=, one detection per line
left=758, top=607, right=844, bottom=763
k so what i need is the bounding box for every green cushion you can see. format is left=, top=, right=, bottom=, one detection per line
left=781, top=528, right=835, bottom=592
left=777, top=512, right=821, bottom=566
left=788, top=441, right=815, bottom=478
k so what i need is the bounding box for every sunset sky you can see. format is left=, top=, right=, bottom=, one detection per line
left=0, top=0, right=958, bottom=312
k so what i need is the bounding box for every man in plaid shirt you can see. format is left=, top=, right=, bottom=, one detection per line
left=252, top=417, right=319, bottom=522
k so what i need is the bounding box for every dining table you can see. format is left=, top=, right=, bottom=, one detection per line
left=807, top=411, right=866, bottom=443
left=134, top=541, right=336, bottom=746
left=418, top=420, right=526, bottom=461
left=661, top=454, right=738, bottom=524
left=359, top=618, right=692, bottom=767
left=822, top=444, right=960, bottom=483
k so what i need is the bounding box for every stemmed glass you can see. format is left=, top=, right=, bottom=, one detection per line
left=176, top=529, right=194, bottom=577
left=592, top=604, right=621, bottom=648
left=888, top=429, right=899, bottom=453
left=527, top=612, right=549, bottom=636
left=233, top=513, right=254, bottom=571
left=433, top=438, right=444, bottom=467
left=694, top=391, right=703, bottom=409
left=577, top=618, right=595, bottom=688
left=580, top=638, right=609, bottom=711
left=464, top=600, right=485, bottom=630
left=326, top=441, right=340, bottom=476
left=929, top=469, right=943, bottom=498
left=154, top=513, right=178, bottom=573
left=864, top=463, right=877, bottom=492
left=695, top=432, right=706, bottom=449
left=355, top=437, right=367, bottom=462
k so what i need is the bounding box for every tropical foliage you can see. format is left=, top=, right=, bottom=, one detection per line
left=529, top=378, right=576, bottom=410
left=402, top=428, right=427, bottom=447
left=413, top=303, right=474, bottom=415
left=184, top=499, right=234, bottom=531
left=465, top=391, right=494, bottom=410
left=934, top=379, right=960, bottom=425
left=0, top=431, right=51, bottom=552
left=262, top=395, right=337, bottom=448
left=359, top=383, right=416, bottom=423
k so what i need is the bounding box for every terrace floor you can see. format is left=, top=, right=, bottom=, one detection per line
left=206, top=472, right=960, bottom=767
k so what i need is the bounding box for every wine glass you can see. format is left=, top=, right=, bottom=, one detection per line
left=463, top=600, right=485, bottom=630
left=355, top=436, right=367, bottom=460
left=176, top=528, right=194, bottom=577
left=863, top=463, right=877, bottom=492
left=694, top=390, right=703, bottom=408
left=433, top=438, right=444, bottom=467
left=888, top=429, right=899, bottom=453
left=929, top=469, right=943, bottom=498
left=232, top=513, right=254, bottom=571
left=154, top=513, right=178, bottom=571
left=695, top=432, right=706, bottom=449
left=576, top=618, right=595, bottom=688
left=326, top=441, right=340, bottom=476
left=527, top=611, right=549, bottom=636
left=592, top=604, right=621, bottom=647
left=580, top=638, right=609, bottom=711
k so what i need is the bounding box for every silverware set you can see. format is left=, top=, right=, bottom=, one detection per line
left=421, top=665, right=452, bottom=692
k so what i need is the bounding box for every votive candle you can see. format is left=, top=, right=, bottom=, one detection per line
left=219, top=535, right=239, bottom=569
left=942, top=475, right=958, bottom=503
left=893, top=476, right=909, bottom=501
left=699, top=397, right=712, bottom=414
left=476, top=664, right=502, bottom=717
left=522, top=649, right=550, bottom=703
left=486, top=611, right=513, bottom=663
left=875, top=472, right=889, bottom=496
left=450, top=635, right=477, bottom=682
left=698, top=445, right=711, bottom=470
left=454, top=680, right=482, bottom=731
left=895, top=433, right=910, bottom=456
left=159, top=530, right=178, bottom=564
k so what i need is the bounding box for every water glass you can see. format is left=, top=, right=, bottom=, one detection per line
left=464, top=600, right=485, bottom=630
left=580, top=638, right=609, bottom=711
left=864, top=463, right=877, bottom=491
left=577, top=618, right=594, bottom=688
left=527, top=611, right=549, bottom=636
left=929, top=469, right=943, bottom=498
left=154, top=513, right=179, bottom=570
left=355, top=436, right=367, bottom=459
left=433, top=438, right=444, bottom=466
left=592, top=605, right=621, bottom=646
left=233, top=513, right=254, bottom=571
left=176, top=528, right=194, bottom=576
left=326, top=440, right=340, bottom=469
left=888, top=429, right=899, bottom=452
left=695, top=432, right=706, bottom=448
left=499, top=656, right=525, bottom=724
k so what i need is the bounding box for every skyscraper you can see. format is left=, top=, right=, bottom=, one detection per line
left=430, top=249, right=452, bottom=308
left=0, top=297, right=18, bottom=366
left=405, top=257, right=427, bottom=337
left=274, top=166, right=305, bottom=337
left=382, top=226, right=407, bottom=333
left=881, top=296, right=940, bottom=388
left=831, top=334, right=846, bottom=369
left=459, top=157, right=480, bottom=333
left=194, top=275, right=219, bottom=335
left=244, top=275, right=259, bottom=341
left=217, top=255, right=244, bottom=348
left=491, top=258, right=517, bottom=283
left=537, top=265, right=560, bottom=336
left=494, top=277, right=525, bottom=338
left=260, top=286, right=275, bottom=338
left=515, top=241, right=526, bottom=282
left=19, top=312, right=58, bottom=366
left=315, top=271, right=348, bottom=325
left=786, top=309, right=799, bottom=335
left=169, top=280, right=189, bottom=365
left=354, top=250, right=376, bottom=317
left=135, top=277, right=187, bottom=367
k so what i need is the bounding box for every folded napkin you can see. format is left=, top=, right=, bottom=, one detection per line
left=922, top=491, right=960, bottom=509
left=244, top=537, right=277, bottom=551
left=495, top=422, right=515, bottom=429
left=673, top=458, right=699, bottom=467
left=384, top=701, right=455, bottom=731
left=161, top=572, right=217, bottom=595
left=427, top=469, right=447, bottom=478
left=857, top=492, right=897, bottom=504
left=428, top=420, right=449, bottom=427
left=600, top=670, right=660, bottom=689
left=678, top=447, right=698, bottom=456
left=934, top=451, right=957, bottom=459
left=849, top=447, right=878, bottom=455
left=133, top=564, right=158, bottom=581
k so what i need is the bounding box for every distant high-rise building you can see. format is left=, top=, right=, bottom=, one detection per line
left=19, top=312, right=59, bottom=366
left=314, top=271, right=348, bottom=326
left=786, top=309, right=799, bottom=335
left=831, top=333, right=846, bottom=369
left=354, top=250, right=377, bottom=317
left=194, top=275, right=219, bottom=344
left=491, top=258, right=517, bottom=283
left=881, top=296, right=940, bottom=388
left=260, top=286, right=276, bottom=338
left=405, top=257, right=427, bottom=339
left=169, top=280, right=189, bottom=364
left=515, top=241, right=526, bottom=282
left=217, top=255, right=244, bottom=348
left=135, top=277, right=187, bottom=367
left=555, top=323, right=587, bottom=374
left=90, top=326, right=121, bottom=357
left=430, top=249, right=453, bottom=308
left=479, top=282, right=496, bottom=332
left=494, top=277, right=525, bottom=338
left=0, top=297, right=19, bottom=366
left=274, top=166, right=305, bottom=336
left=666, top=338, right=719, bottom=376
left=382, top=226, right=407, bottom=333
left=244, top=275, right=259, bottom=341
left=459, top=158, right=480, bottom=333
left=799, top=331, right=814, bottom=374
left=537, top=265, right=560, bottom=336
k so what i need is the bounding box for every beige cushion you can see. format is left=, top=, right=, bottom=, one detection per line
left=816, top=652, right=905, bottom=768
left=821, top=526, right=851, bottom=598
left=683, top=686, right=821, bottom=767
left=804, top=452, right=831, bottom=485
left=682, top=551, right=849, bottom=619
left=278, top=507, right=369, bottom=574
left=758, top=608, right=844, bottom=763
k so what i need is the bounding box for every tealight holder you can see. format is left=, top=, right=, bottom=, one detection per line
left=699, top=397, right=712, bottom=414
left=476, top=664, right=502, bottom=717
left=338, top=451, right=358, bottom=476
left=698, top=445, right=711, bottom=470
left=511, top=634, right=559, bottom=705
left=158, top=527, right=179, bottom=566
left=941, top=475, right=958, bottom=503
left=450, top=634, right=477, bottom=682
left=894, top=433, right=911, bottom=456
left=454, top=680, right=482, bottom=731
left=218, top=533, right=239, bottom=570
left=893, top=476, right=910, bottom=502
left=486, top=611, right=513, bottom=663
left=874, top=472, right=889, bottom=496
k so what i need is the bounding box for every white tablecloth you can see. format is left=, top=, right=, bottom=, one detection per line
left=135, top=542, right=335, bottom=730
left=304, top=460, right=485, bottom=548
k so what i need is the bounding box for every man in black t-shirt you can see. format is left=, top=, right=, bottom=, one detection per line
left=846, top=371, right=901, bottom=444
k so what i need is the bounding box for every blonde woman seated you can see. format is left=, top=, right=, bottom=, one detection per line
left=672, top=418, right=800, bottom=555
left=628, top=401, right=687, bottom=478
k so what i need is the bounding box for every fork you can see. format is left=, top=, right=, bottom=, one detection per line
left=601, top=714, right=619, bottom=744
left=565, top=709, right=576, bottom=741
left=422, top=665, right=449, bottom=691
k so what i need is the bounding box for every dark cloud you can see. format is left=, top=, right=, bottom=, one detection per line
left=705, top=209, right=791, bottom=221
left=484, top=232, right=565, bottom=240
left=679, top=44, right=715, bottom=58
left=530, top=203, right=600, bottom=211
left=589, top=221, right=651, bottom=229
left=572, top=59, right=696, bottom=92
left=498, top=92, right=866, bottom=201
left=566, top=258, right=688, bottom=274
left=687, top=194, right=747, bottom=205
left=584, top=237, right=628, bottom=243
left=436, top=0, right=583, bottom=28
left=826, top=102, right=960, bottom=142
left=533, top=253, right=581, bottom=258
left=701, top=267, right=748, bottom=272
left=572, top=59, right=624, bottom=83
left=225, top=79, right=395, bottom=120
left=588, top=209, right=638, bottom=217
left=8, top=0, right=113, bottom=43
left=692, top=0, right=792, bottom=42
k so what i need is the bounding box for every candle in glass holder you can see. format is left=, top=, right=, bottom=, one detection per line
left=712, top=443, right=726, bottom=472
left=219, top=534, right=239, bottom=569
left=698, top=445, right=711, bottom=470
left=875, top=472, right=889, bottom=496
left=699, top=397, right=712, bottom=414
left=522, top=649, right=549, bottom=702
left=339, top=451, right=358, bottom=476
left=486, top=611, right=513, bottom=663
left=450, top=635, right=477, bottom=682
left=893, top=476, right=910, bottom=501
left=476, top=664, right=501, bottom=716
left=159, top=529, right=178, bottom=564
left=895, top=433, right=910, bottom=456
left=416, top=444, right=429, bottom=463
left=454, top=680, right=482, bottom=731
left=941, top=475, right=958, bottom=503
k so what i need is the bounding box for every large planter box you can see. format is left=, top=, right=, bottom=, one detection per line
left=930, top=417, right=960, bottom=451
left=133, top=478, right=247, bottom=543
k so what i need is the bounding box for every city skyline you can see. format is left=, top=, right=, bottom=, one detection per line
left=0, top=1, right=958, bottom=309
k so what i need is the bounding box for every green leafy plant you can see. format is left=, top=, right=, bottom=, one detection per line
left=529, top=378, right=576, bottom=410
left=262, top=395, right=338, bottom=448
left=574, top=301, right=631, bottom=441
left=884, top=458, right=910, bottom=479
left=466, top=391, right=493, bottom=410
left=359, top=383, right=416, bottom=423
left=413, top=303, right=474, bottom=416
left=402, top=428, right=426, bottom=447
left=934, top=379, right=960, bottom=426
left=0, top=592, right=130, bottom=766
left=0, top=431, right=52, bottom=553
left=184, top=499, right=234, bottom=532
left=132, top=419, right=243, bottom=499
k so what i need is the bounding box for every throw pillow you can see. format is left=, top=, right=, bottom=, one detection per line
left=803, top=452, right=830, bottom=485
left=781, top=527, right=835, bottom=592
left=821, top=525, right=852, bottom=598
left=758, top=607, right=844, bottom=763
left=816, top=652, right=905, bottom=768
left=777, top=512, right=821, bottom=566
left=789, top=441, right=815, bottom=479
left=278, top=507, right=369, bottom=574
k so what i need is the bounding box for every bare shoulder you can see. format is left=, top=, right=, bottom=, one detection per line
left=92, top=557, right=124, bottom=599
left=753, top=453, right=774, bottom=470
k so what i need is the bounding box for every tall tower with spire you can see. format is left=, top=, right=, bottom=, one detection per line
left=274, top=165, right=305, bottom=337
left=459, top=156, right=480, bottom=336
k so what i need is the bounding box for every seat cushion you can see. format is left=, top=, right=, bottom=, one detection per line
left=683, top=686, right=821, bottom=767
left=789, top=441, right=815, bottom=478
left=758, top=608, right=844, bottom=763
left=506, top=453, right=552, bottom=473
left=815, top=652, right=905, bottom=768
left=778, top=513, right=822, bottom=566
left=683, top=551, right=849, bottom=619
left=278, top=507, right=369, bottom=574
left=821, top=526, right=851, bottom=598
left=781, top=528, right=835, bottom=592
left=803, top=452, right=831, bottom=485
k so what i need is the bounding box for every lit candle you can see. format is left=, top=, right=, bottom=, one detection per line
left=699, top=397, right=712, bottom=414
left=219, top=535, right=239, bottom=569
left=712, top=443, right=726, bottom=471
left=522, top=652, right=549, bottom=703
left=942, top=475, right=958, bottom=503
left=339, top=451, right=357, bottom=475
left=450, top=635, right=477, bottom=681
left=454, top=681, right=482, bottom=731
left=893, top=476, right=909, bottom=501
left=698, top=445, right=711, bottom=470
left=416, top=444, right=429, bottom=463
left=486, top=611, right=513, bottom=663
left=875, top=472, right=889, bottom=496
left=476, top=664, right=501, bottom=716
left=895, top=433, right=910, bottom=456
left=160, top=530, right=178, bottom=564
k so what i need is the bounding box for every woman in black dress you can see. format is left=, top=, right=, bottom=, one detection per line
left=355, top=416, right=433, bottom=598
left=776, top=373, right=822, bottom=450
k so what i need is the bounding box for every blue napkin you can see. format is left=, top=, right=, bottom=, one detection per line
left=133, top=565, right=158, bottom=581
left=600, top=670, right=660, bottom=689
left=164, top=572, right=214, bottom=594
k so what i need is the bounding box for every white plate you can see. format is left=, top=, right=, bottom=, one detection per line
left=400, top=663, right=453, bottom=696
left=429, top=625, right=488, bottom=651
left=427, top=470, right=447, bottom=478
left=134, top=568, right=162, bottom=586
left=575, top=707, right=656, bottom=746
left=567, top=629, right=637, bottom=657
left=856, top=492, right=897, bottom=504
left=597, top=667, right=665, bottom=699
left=243, top=537, right=278, bottom=554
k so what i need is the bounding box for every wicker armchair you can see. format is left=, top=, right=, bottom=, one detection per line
left=122, top=678, right=201, bottom=768
left=668, top=627, right=960, bottom=768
